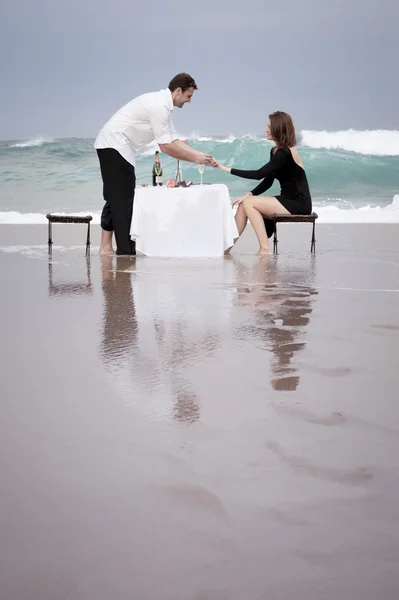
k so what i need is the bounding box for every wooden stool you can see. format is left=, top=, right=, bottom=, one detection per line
left=46, top=214, right=93, bottom=256
left=272, top=212, right=318, bottom=254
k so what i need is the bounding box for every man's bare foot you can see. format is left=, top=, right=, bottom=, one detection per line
left=100, top=247, right=115, bottom=255
left=257, top=247, right=272, bottom=256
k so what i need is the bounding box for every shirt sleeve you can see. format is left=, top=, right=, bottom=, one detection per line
left=231, top=147, right=287, bottom=180
left=250, top=175, right=275, bottom=196
left=168, top=115, right=179, bottom=143
left=147, top=102, right=175, bottom=145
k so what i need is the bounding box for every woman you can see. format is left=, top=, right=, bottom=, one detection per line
left=212, top=112, right=312, bottom=255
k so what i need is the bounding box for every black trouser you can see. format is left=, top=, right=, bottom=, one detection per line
left=97, top=148, right=136, bottom=255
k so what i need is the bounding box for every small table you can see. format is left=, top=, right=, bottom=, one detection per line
left=130, top=184, right=238, bottom=257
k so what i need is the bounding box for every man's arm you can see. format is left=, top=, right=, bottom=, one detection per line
left=148, top=103, right=211, bottom=164
left=159, top=140, right=211, bottom=164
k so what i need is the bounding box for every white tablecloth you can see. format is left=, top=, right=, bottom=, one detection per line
left=130, top=183, right=238, bottom=257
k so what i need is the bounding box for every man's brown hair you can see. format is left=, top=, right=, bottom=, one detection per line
left=269, top=111, right=297, bottom=147
left=168, top=73, right=198, bottom=93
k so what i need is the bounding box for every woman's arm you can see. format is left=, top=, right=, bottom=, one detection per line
left=230, top=148, right=287, bottom=180
left=232, top=175, right=275, bottom=207
left=250, top=175, right=275, bottom=196
left=213, top=148, right=286, bottom=180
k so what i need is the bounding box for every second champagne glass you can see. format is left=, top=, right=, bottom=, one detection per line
left=197, top=164, right=205, bottom=185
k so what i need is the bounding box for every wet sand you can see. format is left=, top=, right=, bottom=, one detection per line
left=0, top=223, right=399, bottom=600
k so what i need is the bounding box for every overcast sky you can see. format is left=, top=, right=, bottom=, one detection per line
left=0, top=0, right=397, bottom=140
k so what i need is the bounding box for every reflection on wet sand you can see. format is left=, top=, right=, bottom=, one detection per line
left=232, top=257, right=318, bottom=391
left=48, top=256, right=92, bottom=297
left=100, top=255, right=138, bottom=361
left=3, top=227, right=399, bottom=600
left=99, top=255, right=318, bottom=427
left=100, top=256, right=225, bottom=424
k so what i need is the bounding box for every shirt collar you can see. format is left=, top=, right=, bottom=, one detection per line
left=165, top=88, right=174, bottom=111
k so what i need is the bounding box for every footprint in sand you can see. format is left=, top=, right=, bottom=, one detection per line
left=153, top=483, right=230, bottom=522
left=371, top=324, right=399, bottom=331
left=265, top=440, right=373, bottom=485
left=311, top=366, right=352, bottom=377
left=272, top=403, right=347, bottom=426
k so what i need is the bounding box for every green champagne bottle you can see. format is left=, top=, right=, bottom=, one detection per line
left=152, top=151, right=163, bottom=186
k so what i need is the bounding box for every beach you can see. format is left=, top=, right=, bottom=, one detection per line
left=0, top=222, right=398, bottom=599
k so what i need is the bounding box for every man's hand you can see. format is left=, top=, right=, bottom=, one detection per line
left=160, top=140, right=214, bottom=166
left=196, top=153, right=214, bottom=165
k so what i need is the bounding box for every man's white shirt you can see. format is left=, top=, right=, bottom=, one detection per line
left=94, top=89, right=178, bottom=167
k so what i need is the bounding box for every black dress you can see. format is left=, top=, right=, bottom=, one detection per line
left=231, top=146, right=312, bottom=238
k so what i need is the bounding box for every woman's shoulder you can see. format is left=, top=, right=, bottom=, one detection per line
left=274, top=145, right=302, bottom=161
left=271, top=146, right=290, bottom=160
left=271, top=145, right=290, bottom=154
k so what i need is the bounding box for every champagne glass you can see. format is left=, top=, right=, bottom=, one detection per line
left=197, top=164, right=205, bottom=185
left=175, top=159, right=181, bottom=186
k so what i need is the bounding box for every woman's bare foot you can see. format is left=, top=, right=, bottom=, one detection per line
left=224, top=237, right=239, bottom=255
left=257, top=247, right=272, bottom=255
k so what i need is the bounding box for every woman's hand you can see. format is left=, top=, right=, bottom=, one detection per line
left=232, top=193, right=252, bottom=207
left=209, top=158, right=231, bottom=173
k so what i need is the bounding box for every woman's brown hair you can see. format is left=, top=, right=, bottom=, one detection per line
left=269, top=111, right=297, bottom=147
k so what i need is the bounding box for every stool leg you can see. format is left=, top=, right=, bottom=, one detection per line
left=48, top=221, right=52, bottom=256
left=311, top=221, right=316, bottom=253
left=86, top=222, right=91, bottom=256
left=48, top=258, right=53, bottom=292
left=86, top=254, right=91, bottom=286
left=273, top=223, right=278, bottom=254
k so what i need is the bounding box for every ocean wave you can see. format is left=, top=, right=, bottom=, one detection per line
left=4, top=130, right=399, bottom=157
left=138, top=133, right=242, bottom=156
left=0, top=211, right=101, bottom=224
left=1, top=196, right=398, bottom=225
left=314, top=195, right=399, bottom=223
left=137, top=130, right=399, bottom=155
left=139, top=140, right=164, bottom=156
left=300, top=129, right=399, bottom=156
left=187, top=133, right=241, bottom=143
left=10, top=136, right=55, bottom=148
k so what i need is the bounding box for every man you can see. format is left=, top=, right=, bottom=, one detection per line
left=94, top=73, right=213, bottom=255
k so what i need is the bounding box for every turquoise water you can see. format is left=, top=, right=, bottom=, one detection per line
left=1, top=132, right=399, bottom=222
